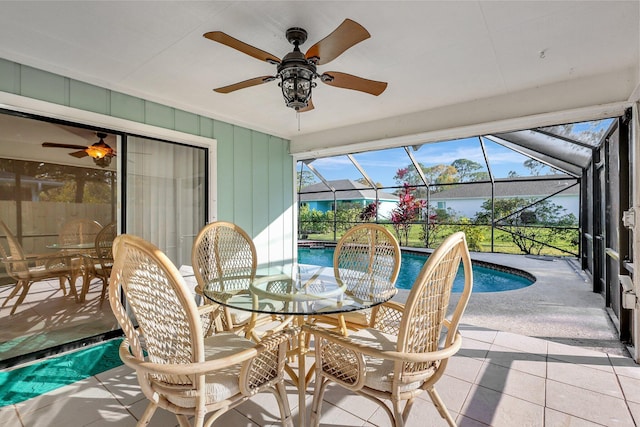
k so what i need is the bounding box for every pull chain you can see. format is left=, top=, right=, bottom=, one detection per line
left=297, top=111, right=301, bottom=132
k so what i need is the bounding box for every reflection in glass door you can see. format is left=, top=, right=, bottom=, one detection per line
left=0, top=112, right=119, bottom=366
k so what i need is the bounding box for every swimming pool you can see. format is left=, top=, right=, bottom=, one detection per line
left=298, top=246, right=535, bottom=293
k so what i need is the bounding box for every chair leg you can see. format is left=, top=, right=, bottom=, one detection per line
left=67, top=272, right=80, bottom=302
left=79, top=270, right=92, bottom=303
left=401, top=397, right=415, bottom=425
left=99, top=277, right=109, bottom=302
left=9, top=280, right=31, bottom=315
left=176, top=415, right=191, bottom=427
left=427, top=387, right=456, bottom=426
left=391, top=398, right=405, bottom=427
left=273, top=381, right=294, bottom=427
left=309, top=376, right=329, bottom=427
left=2, top=281, right=23, bottom=306
left=59, top=276, right=67, bottom=295
left=192, top=412, right=205, bottom=427
left=138, top=401, right=158, bottom=426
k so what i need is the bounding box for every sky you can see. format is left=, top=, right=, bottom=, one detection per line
left=300, top=118, right=614, bottom=188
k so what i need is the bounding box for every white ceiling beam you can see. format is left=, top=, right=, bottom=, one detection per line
left=291, top=68, right=636, bottom=160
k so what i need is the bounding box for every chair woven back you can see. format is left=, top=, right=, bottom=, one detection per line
left=110, top=234, right=204, bottom=385
left=191, top=221, right=257, bottom=296
left=397, top=231, right=472, bottom=383
left=333, top=224, right=401, bottom=299
left=95, top=222, right=116, bottom=267
left=58, top=218, right=102, bottom=247
left=0, top=220, right=27, bottom=275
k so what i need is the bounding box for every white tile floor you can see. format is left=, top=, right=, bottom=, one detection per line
left=2, top=324, right=639, bottom=427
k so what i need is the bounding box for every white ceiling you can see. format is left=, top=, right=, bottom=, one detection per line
left=0, top=1, right=638, bottom=151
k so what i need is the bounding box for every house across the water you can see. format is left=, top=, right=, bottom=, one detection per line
left=299, top=179, right=398, bottom=219
left=429, top=175, right=580, bottom=219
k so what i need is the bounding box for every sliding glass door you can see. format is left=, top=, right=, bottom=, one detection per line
left=0, top=111, right=209, bottom=366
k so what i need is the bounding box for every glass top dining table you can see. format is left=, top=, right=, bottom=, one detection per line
left=199, top=263, right=397, bottom=427
left=201, top=263, right=397, bottom=316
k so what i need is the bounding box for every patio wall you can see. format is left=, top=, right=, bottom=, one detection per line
left=0, top=58, right=295, bottom=265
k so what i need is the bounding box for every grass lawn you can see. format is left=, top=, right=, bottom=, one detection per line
left=301, top=223, right=578, bottom=257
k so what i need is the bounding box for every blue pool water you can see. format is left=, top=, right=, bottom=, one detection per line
left=298, top=247, right=534, bottom=293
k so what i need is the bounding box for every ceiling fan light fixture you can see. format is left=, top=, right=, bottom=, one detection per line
left=93, top=156, right=112, bottom=168
left=85, top=133, right=113, bottom=160
left=279, top=66, right=316, bottom=110
left=85, top=144, right=111, bottom=159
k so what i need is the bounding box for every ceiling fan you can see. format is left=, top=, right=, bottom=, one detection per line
left=203, top=18, right=387, bottom=111
left=42, top=132, right=115, bottom=167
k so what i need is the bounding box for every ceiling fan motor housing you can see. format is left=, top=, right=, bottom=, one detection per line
left=285, top=27, right=308, bottom=46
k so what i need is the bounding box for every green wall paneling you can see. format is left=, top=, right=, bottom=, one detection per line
left=251, top=132, right=270, bottom=243
left=110, top=91, right=145, bottom=123
left=199, top=116, right=214, bottom=139
left=212, top=120, right=235, bottom=221
left=69, top=80, right=110, bottom=115
left=20, top=65, right=68, bottom=105
left=175, top=110, right=199, bottom=135
left=0, top=58, right=20, bottom=93
left=145, top=101, right=175, bottom=129
left=232, top=126, right=253, bottom=231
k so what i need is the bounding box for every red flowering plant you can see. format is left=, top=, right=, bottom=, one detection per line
left=390, top=181, right=426, bottom=246
left=359, top=201, right=379, bottom=222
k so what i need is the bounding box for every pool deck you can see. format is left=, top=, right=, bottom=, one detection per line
left=395, top=249, right=630, bottom=357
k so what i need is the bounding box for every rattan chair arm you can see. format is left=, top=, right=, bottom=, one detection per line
left=119, top=328, right=296, bottom=377
left=253, top=325, right=298, bottom=350
left=2, top=254, right=77, bottom=271
left=24, top=252, right=65, bottom=259
left=2, top=252, right=75, bottom=263
left=379, top=300, right=404, bottom=312
left=197, top=302, right=220, bottom=315
left=305, top=324, right=463, bottom=363
left=262, top=315, right=295, bottom=335
left=119, top=339, right=259, bottom=376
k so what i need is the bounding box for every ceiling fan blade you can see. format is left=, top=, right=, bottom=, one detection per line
left=69, top=150, right=89, bottom=158
left=214, top=76, right=276, bottom=94
left=321, top=72, right=388, bottom=96
left=305, top=19, right=370, bottom=65
left=204, top=31, right=281, bottom=64
left=298, top=98, right=315, bottom=113
left=42, top=142, right=88, bottom=150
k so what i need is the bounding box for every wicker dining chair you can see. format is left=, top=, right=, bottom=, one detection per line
left=57, top=218, right=102, bottom=292
left=0, top=220, right=75, bottom=314
left=89, top=221, right=116, bottom=303
left=58, top=218, right=102, bottom=248
left=109, top=234, right=295, bottom=427
left=305, top=231, right=473, bottom=427
left=314, top=223, right=401, bottom=336
left=192, top=221, right=290, bottom=341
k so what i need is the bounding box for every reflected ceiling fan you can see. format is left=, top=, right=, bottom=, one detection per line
left=42, top=132, right=115, bottom=167
left=203, top=18, right=387, bottom=111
